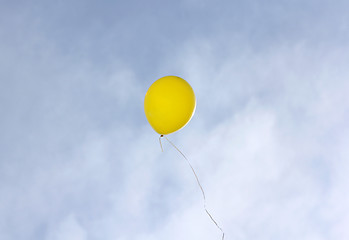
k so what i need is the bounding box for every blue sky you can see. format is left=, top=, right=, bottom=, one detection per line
left=1, top=0, right=349, bottom=239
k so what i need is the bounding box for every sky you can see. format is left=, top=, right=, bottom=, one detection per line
left=1, top=0, right=349, bottom=239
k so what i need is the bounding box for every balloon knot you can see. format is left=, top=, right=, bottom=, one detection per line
left=160, top=135, right=164, bottom=137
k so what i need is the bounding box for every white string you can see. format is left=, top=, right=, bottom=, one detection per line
left=159, top=135, right=164, bottom=152
left=161, top=135, right=225, bottom=240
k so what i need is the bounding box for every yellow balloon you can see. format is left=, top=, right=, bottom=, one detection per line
left=144, top=76, right=196, bottom=135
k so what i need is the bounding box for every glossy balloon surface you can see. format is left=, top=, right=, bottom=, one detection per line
left=144, top=76, right=196, bottom=135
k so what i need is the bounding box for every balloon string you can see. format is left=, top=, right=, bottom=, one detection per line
left=159, top=135, right=164, bottom=152
left=162, top=135, right=225, bottom=240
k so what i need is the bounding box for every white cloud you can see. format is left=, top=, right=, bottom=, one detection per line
left=46, top=214, right=87, bottom=240
left=139, top=38, right=349, bottom=240
left=1, top=1, right=349, bottom=240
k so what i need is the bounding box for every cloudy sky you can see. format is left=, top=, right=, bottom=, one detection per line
left=1, top=0, right=349, bottom=239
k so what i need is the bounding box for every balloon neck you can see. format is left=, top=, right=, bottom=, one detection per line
left=160, top=135, right=164, bottom=137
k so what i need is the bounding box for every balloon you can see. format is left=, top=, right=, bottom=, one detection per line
left=144, top=76, right=196, bottom=135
